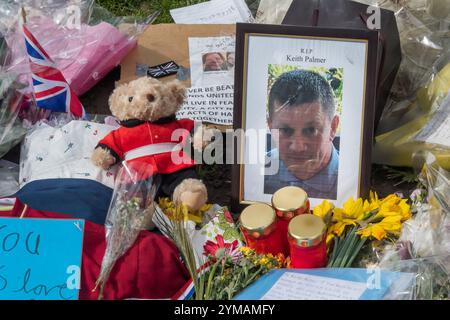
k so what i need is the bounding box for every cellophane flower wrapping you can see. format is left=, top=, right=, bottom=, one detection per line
left=0, top=0, right=158, bottom=100
left=377, top=151, right=450, bottom=299
left=0, top=72, right=27, bottom=158
left=95, top=161, right=159, bottom=299
left=365, top=0, right=450, bottom=170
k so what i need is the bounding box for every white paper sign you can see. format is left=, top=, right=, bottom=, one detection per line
left=170, top=0, right=253, bottom=24
left=415, top=91, right=450, bottom=148
left=176, top=85, right=233, bottom=125
left=255, top=0, right=293, bottom=24
left=261, top=272, right=367, bottom=300
left=189, top=36, right=235, bottom=87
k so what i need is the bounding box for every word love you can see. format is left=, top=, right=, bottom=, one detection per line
left=0, top=266, right=79, bottom=300
left=0, top=224, right=40, bottom=255
left=0, top=218, right=84, bottom=300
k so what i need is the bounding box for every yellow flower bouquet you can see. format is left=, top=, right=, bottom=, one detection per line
left=313, top=192, right=412, bottom=268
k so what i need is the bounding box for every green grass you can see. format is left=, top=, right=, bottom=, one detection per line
left=96, top=0, right=209, bottom=24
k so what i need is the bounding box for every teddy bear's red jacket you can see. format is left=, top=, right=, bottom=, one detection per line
left=97, top=117, right=196, bottom=179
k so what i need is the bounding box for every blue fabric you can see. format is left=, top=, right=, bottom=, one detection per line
left=14, top=179, right=113, bottom=225
left=264, top=145, right=339, bottom=199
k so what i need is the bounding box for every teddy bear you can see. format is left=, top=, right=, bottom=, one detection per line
left=91, top=76, right=209, bottom=212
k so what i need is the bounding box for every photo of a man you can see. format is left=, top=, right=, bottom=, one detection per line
left=202, top=52, right=228, bottom=72
left=264, top=69, right=341, bottom=199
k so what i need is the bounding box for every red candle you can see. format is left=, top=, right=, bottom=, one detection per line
left=271, top=186, right=310, bottom=256
left=239, top=203, right=285, bottom=256
left=288, top=214, right=327, bottom=269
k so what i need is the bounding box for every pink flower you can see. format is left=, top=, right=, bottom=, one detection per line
left=223, top=211, right=234, bottom=224
left=203, top=234, right=238, bottom=259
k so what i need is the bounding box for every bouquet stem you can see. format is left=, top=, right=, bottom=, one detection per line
left=327, top=226, right=367, bottom=268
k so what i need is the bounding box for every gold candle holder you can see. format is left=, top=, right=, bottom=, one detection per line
left=271, top=186, right=310, bottom=220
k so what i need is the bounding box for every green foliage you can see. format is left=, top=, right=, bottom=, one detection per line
left=96, top=0, right=209, bottom=23
left=384, top=165, right=420, bottom=186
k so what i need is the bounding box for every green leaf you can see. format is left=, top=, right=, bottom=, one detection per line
left=346, top=237, right=368, bottom=268
left=327, top=236, right=340, bottom=267
left=217, top=222, right=230, bottom=230
left=340, top=231, right=361, bottom=267
left=229, top=229, right=242, bottom=241
left=332, top=226, right=357, bottom=268
left=223, top=228, right=235, bottom=241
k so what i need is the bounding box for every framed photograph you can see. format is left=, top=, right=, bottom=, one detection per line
left=231, top=23, right=379, bottom=212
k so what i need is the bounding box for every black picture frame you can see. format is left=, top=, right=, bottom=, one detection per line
left=231, top=22, right=379, bottom=213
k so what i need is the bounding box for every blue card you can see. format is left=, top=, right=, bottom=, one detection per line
left=0, top=218, right=84, bottom=300
left=234, top=268, right=415, bottom=300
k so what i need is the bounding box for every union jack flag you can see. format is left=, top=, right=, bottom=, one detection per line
left=23, top=23, right=86, bottom=118
left=147, top=61, right=179, bottom=78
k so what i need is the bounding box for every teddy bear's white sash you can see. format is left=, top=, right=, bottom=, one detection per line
left=124, top=143, right=183, bottom=161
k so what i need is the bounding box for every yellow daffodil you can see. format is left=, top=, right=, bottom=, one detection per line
left=379, top=194, right=401, bottom=206
left=362, top=191, right=384, bottom=218
left=158, top=197, right=212, bottom=225
left=398, top=199, right=412, bottom=222
left=368, top=195, right=412, bottom=223
left=313, top=200, right=334, bottom=225
left=377, top=194, right=403, bottom=214
left=328, top=197, right=364, bottom=236
left=328, top=221, right=348, bottom=237
left=363, top=198, right=379, bottom=215
left=326, top=233, right=335, bottom=246
left=357, top=215, right=403, bottom=241
left=369, top=191, right=379, bottom=203
left=335, top=197, right=365, bottom=220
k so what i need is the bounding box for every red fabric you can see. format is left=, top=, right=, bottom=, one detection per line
left=97, top=120, right=195, bottom=179
left=2, top=200, right=190, bottom=300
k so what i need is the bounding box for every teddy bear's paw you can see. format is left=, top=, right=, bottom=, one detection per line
left=91, top=147, right=116, bottom=170
left=173, top=178, right=208, bottom=212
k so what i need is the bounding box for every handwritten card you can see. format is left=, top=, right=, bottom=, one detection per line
left=234, top=268, right=415, bottom=300
left=170, top=0, right=253, bottom=24
left=415, top=91, right=450, bottom=148
left=261, top=272, right=367, bottom=300
left=0, top=218, right=84, bottom=300
left=176, top=85, right=234, bottom=125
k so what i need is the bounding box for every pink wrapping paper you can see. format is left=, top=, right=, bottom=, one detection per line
left=7, top=17, right=136, bottom=96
